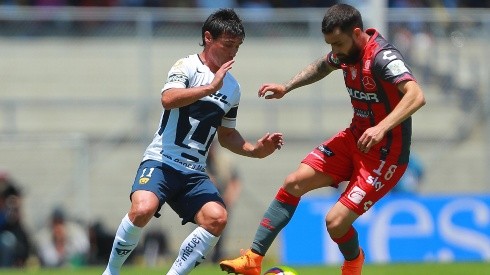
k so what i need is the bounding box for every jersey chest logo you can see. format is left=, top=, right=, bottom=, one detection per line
left=208, top=92, right=229, bottom=105
left=349, top=67, right=357, bottom=80
left=362, top=59, right=377, bottom=91
left=362, top=76, right=376, bottom=90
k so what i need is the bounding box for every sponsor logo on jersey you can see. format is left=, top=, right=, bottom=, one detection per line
left=353, top=108, right=373, bottom=118
left=347, top=87, right=379, bottom=103
left=366, top=175, right=385, bottom=191
left=163, top=153, right=205, bottom=172
left=167, top=73, right=188, bottom=85
left=362, top=76, right=376, bottom=90
left=139, top=177, right=149, bottom=184
left=387, top=59, right=409, bottom=76
left=364, top=60, right=371, bottom=70
left=348, top=186, right=366, bottom=205
left=317, top=145, right=335, bottom=157
left=208, top=92, right=229, bottom=105
left=380, top=147, right=390, bottom=156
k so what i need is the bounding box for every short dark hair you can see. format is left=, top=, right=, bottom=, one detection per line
left=201, top=8, right=245, bottom=46
left=322, top=4, right=363, bottom=35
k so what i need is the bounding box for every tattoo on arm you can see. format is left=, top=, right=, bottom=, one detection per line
left=284, top=56, right=331, bottom=93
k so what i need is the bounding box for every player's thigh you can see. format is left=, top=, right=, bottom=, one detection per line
left=283, top=163, right=335, bottom=196
left=340, top=153, right=408, bottom=216
left=168, top=175, right=225, bottom=226
left=130, top=160, right=181, bottom=220
left=293, top=130, right=355, bottom=196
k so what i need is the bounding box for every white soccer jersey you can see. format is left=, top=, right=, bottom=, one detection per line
left=142, top=54, right=240, bottom=173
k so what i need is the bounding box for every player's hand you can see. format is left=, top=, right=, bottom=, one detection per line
left=258, top=83, right=288, bottom=99
left=252, top=132, right=284, bottom=158
left=357, top=126, right=386, bottom=153
left=209, top=60, right=234, bottom=93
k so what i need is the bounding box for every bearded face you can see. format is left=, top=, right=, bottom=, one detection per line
left=335, top=43, right=362, bottom=64
left=324, top=27, right=363, bottom=65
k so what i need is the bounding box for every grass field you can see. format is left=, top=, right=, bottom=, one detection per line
left=0, top=262, right=489, bottom=275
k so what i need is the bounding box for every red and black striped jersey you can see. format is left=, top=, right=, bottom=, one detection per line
left=327, top=28, right=416, bottom=164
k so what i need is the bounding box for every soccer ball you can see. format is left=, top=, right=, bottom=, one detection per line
left=263, top=265, right=298, bottom=275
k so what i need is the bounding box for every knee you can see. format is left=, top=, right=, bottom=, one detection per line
left=283, top=173, right=300, bottom=192
left=129, top=202, right=158, bottom=227
left=208, top=212, right=228, bottom=235
left=325, top=212, right=347, bottom=238
left=129, top=191, right=160, bottom=227
left=197, top=202, right=228, bottom=236
left=284, top=172, right=298, bottom=186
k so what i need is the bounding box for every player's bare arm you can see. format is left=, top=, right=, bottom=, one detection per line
left=161, top=60, right=234, bottom=109
left=284, top=55, right=334, bottom=93
left=357, top=80, right=426, bottom=153
left=217, top=126, right=284, bottom=158
left=258, top=56, right=334, bottom=99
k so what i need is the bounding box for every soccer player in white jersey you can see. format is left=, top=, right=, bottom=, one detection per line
left=102, top=9, right=284, bottom=275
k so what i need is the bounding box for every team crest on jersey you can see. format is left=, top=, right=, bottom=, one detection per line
left=330, top=54, right=340, bottom=65
left=349, top=66, right=357, bottom=80
left=139, top=177, right=149, bottom=184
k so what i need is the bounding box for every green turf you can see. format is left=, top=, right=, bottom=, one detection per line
left=0, top=262, right=489, bottom=275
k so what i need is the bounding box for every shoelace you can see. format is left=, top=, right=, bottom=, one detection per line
left=236, top=249, right=258, bottom=266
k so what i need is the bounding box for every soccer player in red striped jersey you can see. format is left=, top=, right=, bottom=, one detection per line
left=220, top=4, right=426, bottom=275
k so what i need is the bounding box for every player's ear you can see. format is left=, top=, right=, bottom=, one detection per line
left=204, top=31, right=213, bottom=45
left=352, top=27, right=362, bottom=39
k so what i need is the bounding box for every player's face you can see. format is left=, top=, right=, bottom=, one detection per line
left=324, top=27, right=362, bottom=64
left=207, top=33, right=243, bottom=68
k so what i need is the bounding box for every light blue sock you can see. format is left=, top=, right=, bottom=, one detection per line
left=103, top=214, right=142, bottom=275
left=166, top=226, right=219, bottom=275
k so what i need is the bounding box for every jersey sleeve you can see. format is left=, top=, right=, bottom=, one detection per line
left=222, top=104, right=238, bottom=128
left=220, top=79, right=240, bottom=128
left=372, top=48, right=416, bottom=85
left=161, top=58, right=192, bottom=93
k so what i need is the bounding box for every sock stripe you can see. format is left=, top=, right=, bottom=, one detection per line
left=275, top=187, right=300, bottom=205
left=332, top=226, right=355, bottom=244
